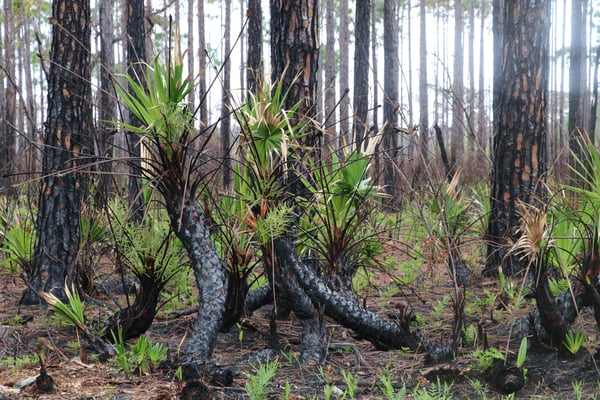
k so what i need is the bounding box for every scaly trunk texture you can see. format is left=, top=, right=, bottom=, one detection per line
left=21, top=0, right=92, bottom=305
left=166, top=197, right=228, bottom=378
left=273, top=237, right=420, bottom=351
left=486, top=0, right=549, bottom=277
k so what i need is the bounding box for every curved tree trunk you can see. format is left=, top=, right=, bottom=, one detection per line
left=165, top=197, right=228, bottom=378
left=21, top=0, right=92, bottom=305
left=273, top=237, right=420, bottom=351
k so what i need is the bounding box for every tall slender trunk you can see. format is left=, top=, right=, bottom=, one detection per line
left=98, top=0, right=115, bottom=206
left=371, top=0, right=378, bottom=132
left=324, top=0, right=336, bottom=146
left=383, top=0, right=399, bottom=195
left=339, top=0, right=350, bottom=148
left=568, top=0, right=589, bottom=173
left=187, top=0, right=195, bottom=106
left=467, top=0, right=475, bottom=154
left=451, top=0, right=464, bottom=169
left=478, top=0, right=487, bottom=154
left=197, top=0, right=208, bottom=126
left=247, top=0, right=263, bottom=94
left=352, top=0, right=370, bottom=147
left=1, top=0, right=16, bottom=191
left=418, top=0, right=429, bottom=170
left=221, top=0, right=231, bottom=186
left=126, top=0, right=146, bottom=221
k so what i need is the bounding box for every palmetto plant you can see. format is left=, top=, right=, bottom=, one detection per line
left=298, top=146, right=386, bottom=290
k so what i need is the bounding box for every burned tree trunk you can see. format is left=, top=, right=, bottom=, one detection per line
left=21, top=0, right=92, bottom=305
left=165, top=196, right=227, bottom=377
left=273, top=237, right=420, bottom=351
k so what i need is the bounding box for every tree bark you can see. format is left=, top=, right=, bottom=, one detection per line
left=221, top=0, right=231, bottom=187
left=97, top=0, right=115, bottom=207
left=324, top=0, right=336, bottom=146
left=338, top=0, right=350, bottom=148
left=486, top=0, right=549, bottom=277
left=451, top=0, right=464, bottom=170
left=270, top=0, right=319, bottom=144
left=21, top=0, right=92, bottom=304
left=352, top=0, right=370, bottom=148
left=383, top=0, right=399, bottom=196
left=1, top=0, right=16, bottom=192
left=246, top=0, right=263, bottom=94
left=273, top=237, right=420, bottom=351
left=418, top=0, right=429, bottom=169
left=197, top=0, right=208, bottom=126
left=568, top=0, right=589, bottom=176
left=126, top=0, right=146, bottom=221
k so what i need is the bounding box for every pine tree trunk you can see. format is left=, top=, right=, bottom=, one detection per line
left=1, top=0, right=16, bottom=192
left=338, top=0, right=350, bottom=148
left=486, top=0, right=549, bottom=277
left=247, top=0, right=263, bottom=94
left=21, top=0, right=92, bottom=304
left=352, top=0, right=370, bottom=147
left=451, top=0, right=464, bottom=170
left=198, top=0, right=208, bottom=126
left=383, top=0, right=399, bottom=195
left=221, top=0, right=231, bottom=186
left=126, top=0, right=146, bottom=221
left=418, top=0, right=429, bottom=169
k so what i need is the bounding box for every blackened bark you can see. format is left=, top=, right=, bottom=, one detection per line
left=166, top=199, right=227, bottom=373
left=264, top=242, right=325, bottom=363
left=126, top=0, right=146, bottom=221
left=352, top=0, right=370, bottom=147
left=434, top=124, right=453, bottom=183
left=1, top=0, right=16, bottom=192
left=21, top=0, right=92, bottom=304
left=274, top=237, right=420, bottom=351
left=486, top=0, right=549, bottom=277
left=270, top=0, right=319, bottom=145
left=103, top=273, right=164, bottom=342
left=247, top=0, right=263, bottom=94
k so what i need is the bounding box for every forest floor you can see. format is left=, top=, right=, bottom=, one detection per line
left=2, top=257, right=600, bottom=399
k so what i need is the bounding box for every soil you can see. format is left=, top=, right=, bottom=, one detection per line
left=2, top=260, right=600, bottom=399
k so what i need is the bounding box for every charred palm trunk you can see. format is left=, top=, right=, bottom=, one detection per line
left=263, top=242, right=325, bottom=363
left=103, top=273, right=163, bottom=342
left=221, top=270, right=250, bottom=332
left=166, top=198, right=227, bottom=375
left=273, top=237, right=420, bottom=351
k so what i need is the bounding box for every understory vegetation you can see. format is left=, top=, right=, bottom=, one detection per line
left=3, top=42, right=600, bottom=400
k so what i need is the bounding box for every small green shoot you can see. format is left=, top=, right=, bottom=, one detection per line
left=572, top=379, right=583, bottom=400
left=470, top=347, right=504, bottom=369
left=516, top=336, right=527, bottom=368
left=341, top=369, right=358, bottom=399
left=562, top=330, right=585, bottom=355
left=243, top=359, right=279, bottom=400
left=378, top=364, right=407, bottom=399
